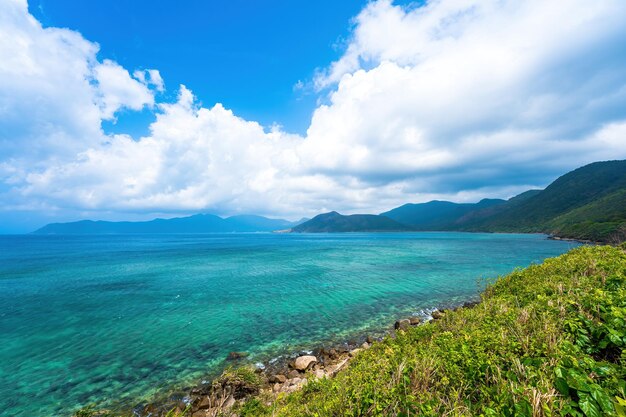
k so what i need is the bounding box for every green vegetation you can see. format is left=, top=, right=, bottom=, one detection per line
left=256, top=245, right=626, bottom=416
left=380, top=199, right=506, bottom=230
left=214, top=366, right=262, bottom=399
left=547, top=190, right=626, bottom=243
left=73, top=245, right=626, bottom=417
left=381, top=160, right=626, bottom=242
left=292, top=211, right=414, bottom=232
left=463, top=160, right=626, bottom=242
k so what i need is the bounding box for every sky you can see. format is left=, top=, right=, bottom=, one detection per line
left=1, top=0, right=626, bottom=233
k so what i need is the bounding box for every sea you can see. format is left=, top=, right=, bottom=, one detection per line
left=0, top=232, right=579, bottom=416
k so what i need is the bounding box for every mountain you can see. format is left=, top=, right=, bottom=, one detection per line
left=380, top=160, right=626, bottom=242
left=380, top=198, right=506, bottom=230
left=33, top=160, right=626, bottom=241
left=291, top=211, right=414, bottom=233
left=33, top=214, right=301, bottom=234
left=456, top=160, right=626, bottom=241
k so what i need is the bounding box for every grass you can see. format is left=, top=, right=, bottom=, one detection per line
left=75, top=244, right=626, bottom=417
left=257, top=245, right=626, bottom=416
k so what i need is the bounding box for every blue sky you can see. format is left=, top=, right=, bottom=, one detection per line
left=1, top=0, right=626, bottom=233
left=30, top=0, right=375, bottom=136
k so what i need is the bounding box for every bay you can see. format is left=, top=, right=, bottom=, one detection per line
left=0, top=232, right=578, bottom=416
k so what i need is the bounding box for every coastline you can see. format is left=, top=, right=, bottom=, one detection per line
left=98, top=298, right=480, bottom=417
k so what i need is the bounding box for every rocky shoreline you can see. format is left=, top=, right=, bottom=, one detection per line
left=123, top=300, right=479, bottom=417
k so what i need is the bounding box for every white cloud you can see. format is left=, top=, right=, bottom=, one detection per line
left=2, top=0, right=626, bottom=228
left=95, top=60, right=155, bottom=120
left=133, top=68, right=165, bottom=92
left=302, top=0, right=626, bottom=185
left=0, top=0, right=158, bottom=162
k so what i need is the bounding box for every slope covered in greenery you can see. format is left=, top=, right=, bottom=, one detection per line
left=460, top=160, right=626, bottom=241
left=379, top=160, right=626, bottom=242
left=381, top=198, right=505, bottom=230
left=291, top=211, right=414, bottom=232
left=546, top=190, right=626, bottom=243
left=249, top=245, right=626, bottom=417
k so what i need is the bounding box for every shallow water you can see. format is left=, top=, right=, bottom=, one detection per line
left=0, top=232, right=578, bottom=416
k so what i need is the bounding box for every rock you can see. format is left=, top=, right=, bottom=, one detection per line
left=366, top=335, right=374, bottom=344
left=336, top=345, right=350, bottom=354
left=463, top=301, right=479, bottom=309
left=269, top=374, right=287, bottom=384
left=329, top=348, right=338, bottom=358
left=273, top=383, right=282, bottom=392
left=431, top=310, right=444, bottom=320
left=313, top=369, right=326, bottom=380
left=195, top=396, right=211, bottom=410
left=226, top=351, right=248, bottom=360
left=290, top=377, right=302, bottom=386
left=294, top=355, right=317, bottom=371
left=409, top=317, right=421, bottom=325
left=349, top=348, right=362, bottom=357
left=361, top=342, right=370, bottom=349
left=288, top=369, right=300, bottom=379
left=394, top=319, right=411, bottom=331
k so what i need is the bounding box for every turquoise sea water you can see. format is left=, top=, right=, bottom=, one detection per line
left=0, top=232, right=579, bottom=416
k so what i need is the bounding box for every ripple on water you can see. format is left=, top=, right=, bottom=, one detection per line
left=0, top=232, right=579, bottom=416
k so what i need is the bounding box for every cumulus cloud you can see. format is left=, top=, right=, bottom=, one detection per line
left=0, top=0, right=158, bottom=162
left=94, top=60, right=155, bottom=120
left=304, top=0, right=626, bottom=185
left=2, top=0, right=626, bottom=228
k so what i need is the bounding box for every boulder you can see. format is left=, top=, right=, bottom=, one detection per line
left=409, top=317, right=421, bottom=325
left=394, top=319, right=411, bottom=331
left=269, top=374, right=287, bottom=384
left=313, top=369, right=326, bottom=380
left=290, top=377, right=302, bottom=386
left=195, top=396, right=211, bottom=410
left=361, top=342, right=370, bottom=349
left=294, top=355, right=317, bottom=371
left=349, top=348, right=362, bottom=357
left=431, top=310, right=444, bottom=320
left=288, top=369, right=300, bottom=379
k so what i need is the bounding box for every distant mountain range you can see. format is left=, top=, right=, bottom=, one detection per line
left=33, top=160, right=626, bottom=242
left=33, top=214, right=305, bottom=234
left=291, top=160, right=626, bottom=242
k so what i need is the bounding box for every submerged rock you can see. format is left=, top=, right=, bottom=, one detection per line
left=226, top=351, right=248, bottom=360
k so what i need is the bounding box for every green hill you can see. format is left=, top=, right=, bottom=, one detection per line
left=291, top=211, right=414, bottom=233
left=546, top=189, right=626, bottom=242
left=380, top=160, right=626, bottom=242
left=380, top=198, right=505, bottom=230
left=458, top=160, right=626, bottom=241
